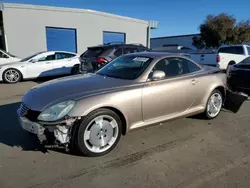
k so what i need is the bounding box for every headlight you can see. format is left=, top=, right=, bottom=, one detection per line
left=38, top=100, right=75, bottom=121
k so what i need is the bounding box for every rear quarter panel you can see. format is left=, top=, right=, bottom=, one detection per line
left=193, top=72, right=226, bottom=109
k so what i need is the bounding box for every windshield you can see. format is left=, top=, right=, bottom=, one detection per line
left=239, top=57, right=250, bottom=65
left=20, top=52, right=44, bottom=62
left=1, top=50, right=16, bottom=58
left=96, top=55, right=153, bottom=80
left=80, top=47, right=105, bottom=58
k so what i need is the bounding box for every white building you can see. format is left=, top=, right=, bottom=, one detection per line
left=150, top=34, right=200, bottom=49
left=0, top=2, right=157, bottom=57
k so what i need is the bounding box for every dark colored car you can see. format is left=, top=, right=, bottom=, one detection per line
left=227, top=56, right=250, bottom=95
left=79, top=43, right=149, bottom=73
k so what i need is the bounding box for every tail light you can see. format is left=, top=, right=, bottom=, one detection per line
left=95, top=57, right=108, bottom=64
left=216, top=55, right=220, bottom=63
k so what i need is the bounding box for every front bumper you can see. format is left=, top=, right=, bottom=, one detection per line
left=17, top=108, right=77, bottom=145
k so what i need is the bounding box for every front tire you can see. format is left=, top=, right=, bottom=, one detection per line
left=3, top=68, right=22, bottom=83
left=204, top=89, right=223, bottom=119
left=76, top=108, right=122, bottom=157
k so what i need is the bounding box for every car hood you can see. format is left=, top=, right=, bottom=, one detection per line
left=22, top=74, right=133, bottom=111
left=0, top=61, right=22, bottom=67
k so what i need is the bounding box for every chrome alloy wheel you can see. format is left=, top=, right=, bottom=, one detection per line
left=4, top=69, right=20, bottom=83
left=83, top=115, right=119, bottom=153
left=207, top=92, right=223, bottom=118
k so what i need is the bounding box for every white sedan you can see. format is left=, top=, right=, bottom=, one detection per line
left=0, top=49, right=20, bottom=65
left=0, top=51, right=80, bottom=83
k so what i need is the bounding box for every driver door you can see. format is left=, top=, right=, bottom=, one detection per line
left=26, top=52, right=55, bottom=78
left=142, top=57, right=200, bottom=122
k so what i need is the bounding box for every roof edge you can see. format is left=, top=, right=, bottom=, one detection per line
left=3, top=3, right=149, bottom=25
left=151, top=33, right=200, bottom=40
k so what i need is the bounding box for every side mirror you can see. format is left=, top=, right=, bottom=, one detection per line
left=150, top=70, right=166, bottom=81
left=30, top=59, right=37, bottom=63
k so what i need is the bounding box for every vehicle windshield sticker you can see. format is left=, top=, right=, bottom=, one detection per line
left=133, top=57, right=149, bottom=62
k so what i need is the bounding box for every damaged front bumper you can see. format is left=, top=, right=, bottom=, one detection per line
left=17, top=109, right=79, bottom=146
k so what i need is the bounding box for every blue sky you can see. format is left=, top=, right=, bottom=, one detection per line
left=3, top=0, right=250, bottom=37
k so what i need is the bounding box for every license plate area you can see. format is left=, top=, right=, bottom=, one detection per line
left=20, top=117, right=44, bottom=135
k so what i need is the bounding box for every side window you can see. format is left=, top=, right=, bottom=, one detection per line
left=0, top=52, right=9, bottom=58
left=186, top=59, right=201, bottom=73
left=123, top=47, right=138, bottom=54
left=65, top=53, right=76, bottom=58
left=38, top=54, right=56, bottom=62
left=247, top=47, right=250, bottom=55
left=138, top=47, right=148, bottom=52
left=153, top=57, right=198, bottom=78
left=240, top=57, right=250, bottom=64
left=219, top=47, right=244, bottom=55
left=56, top=53, right=75, bottom=59
left=114, top=48, right=122, bottom=57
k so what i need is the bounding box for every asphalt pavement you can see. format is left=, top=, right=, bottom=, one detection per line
left=1, top=79, right=250, bottom=188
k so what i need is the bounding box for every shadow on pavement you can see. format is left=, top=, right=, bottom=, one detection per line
left=0, top=102, right=48, bottom=153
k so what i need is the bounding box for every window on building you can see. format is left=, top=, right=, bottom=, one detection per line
left=46, top=27, right=77, bottom=53
left=103, top=31, right=126, bottom=45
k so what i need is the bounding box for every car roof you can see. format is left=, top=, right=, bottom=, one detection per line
left=124, top=52, right=191, bottom=59
left=46, top=51, right=77, bottom=54
left=88, top=43, right=148, bottom=48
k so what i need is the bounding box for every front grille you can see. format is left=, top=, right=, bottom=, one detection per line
left=19, top=103, right=41, bottom=121
left=25, top=109, right=41, bottom=121
left=19, top=103, right=29, bottom=116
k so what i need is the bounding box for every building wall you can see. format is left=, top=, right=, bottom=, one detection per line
left=150, top=34, right=200, bottom=49
left=3, top=3, right=149, bottom=58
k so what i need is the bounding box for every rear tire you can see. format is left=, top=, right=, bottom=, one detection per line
left=3, top=68, right=22, bottom=84
left=204, top=89, right=223, bottom=119
left=75, top=108, right=122, bottom=157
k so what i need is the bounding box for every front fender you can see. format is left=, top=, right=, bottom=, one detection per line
left=68, top=87, right=143, bottom=132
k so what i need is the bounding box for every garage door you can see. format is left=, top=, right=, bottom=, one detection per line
left=46, top=27, right=77, bottom=53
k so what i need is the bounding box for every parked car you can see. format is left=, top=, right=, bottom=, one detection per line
left=79, top=43, right=149, bottom=73
left=17, top=52, right=246, bottom=157
left=227, top=56, right=250, bottom=95
left=0, top=51, right=80, bottom=83
left=151, top=44, right=195, bottom=53
left=0, top=49, right=20, bottom=65
left=190, top=44, right=250, bottom=70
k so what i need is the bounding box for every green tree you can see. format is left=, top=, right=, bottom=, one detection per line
left=193, top=13, right=250, bottom=49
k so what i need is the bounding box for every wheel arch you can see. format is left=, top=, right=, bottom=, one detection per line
left=228, top=60, right=236, bottom=65
left=202, top=83, right=226, bottom=107
left=71, top=104, right=128, bottom=135
left=2, top=67, right=23, bottom=81
left=100, top=106, right=127, bottom=135
left=214, top=86, right=226, bottom=101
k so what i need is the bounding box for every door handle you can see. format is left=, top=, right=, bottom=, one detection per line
left=46, top=62, right=51, bottom=64
left=191, top=79, right=197, bottom=85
